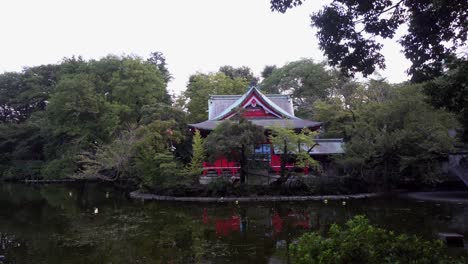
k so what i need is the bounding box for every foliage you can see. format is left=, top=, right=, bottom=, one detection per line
left=181, top=71, right=250, bottom=122
left=312, top=99, right=352, bottom=139
left=260, top=65, right=277, bottom=79
left=260, top=59, right=333, bottom=118
left=268, top=126, right=319, bottom=176
left=219, top=65, right=258, bottom=85
left=134, top=119, right=187, bottom=189
left=147, top=51, right=172, bottom=83
left=290, top=215, right=466, bottom=264
left=312, top=80, right=458, bottom=187
left=423, top=58, right=468, bottom=142
left=0, top=54, right=178, bottom=181
left=204, top=117, right=265, bottom=183
left=46, top=73, right=121, bottom=143
left=78, top=128, right=140, bottom=181
left=189, top=129, right=205, bottom=175
left=270, top=0, right=468, bottom=81
left=108, top=57, right=170, bottom=122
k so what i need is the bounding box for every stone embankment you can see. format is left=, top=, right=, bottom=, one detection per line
left=130, top=191, right=382, bottom=202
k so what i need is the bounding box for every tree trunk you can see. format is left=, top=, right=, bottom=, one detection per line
left=240, top=144, right=246, bottom=184
left=281, top=140, right=287, bottom=177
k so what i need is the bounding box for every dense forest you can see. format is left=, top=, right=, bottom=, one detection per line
left=0, top=50, right=466, bottom=192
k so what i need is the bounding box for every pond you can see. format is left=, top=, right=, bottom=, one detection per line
left=0, top=183, right=467, bottom=263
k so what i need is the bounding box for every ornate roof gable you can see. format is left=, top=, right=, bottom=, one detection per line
left=211, top=87, right=298, bottom=121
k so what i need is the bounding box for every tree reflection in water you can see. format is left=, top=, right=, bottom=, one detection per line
left=0, top=183, right=466, bottom=264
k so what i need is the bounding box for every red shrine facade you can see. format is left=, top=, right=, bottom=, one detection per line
left=189, top=87, right=342, bottom=177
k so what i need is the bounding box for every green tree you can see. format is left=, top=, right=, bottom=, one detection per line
left=182, top=72, right=250, bottom=122
left=204, top=118, right=265, bottom=183
left=78, top=127, right=140, bottom=182
left=268, top=126, right=318, bottom=177
left=135, top=119, right=186, bottom=189
left=260, top=59, right=333, bottom=118
left=219, top=65, right=258, bottom=85
left=46, top=74, right=120, bottom=143
left=189, top=129, right=205, bottom=175
left=343, top=84, right=458, bottom=187
left=270, top=0, right=468, bottom=81
left=260, top=65, right=277, bottom=79
left=291, top=215, right=466, bottom=264
left=423, top=58, right=468, bottom=142
left=147, top=51, right=172, bottom=84
left=108, top=57, right=170, bottom=122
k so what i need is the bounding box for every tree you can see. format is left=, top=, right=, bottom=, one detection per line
left=0, top=65, right=60, bottom=123
left=182, top=72, right=250, bottom=122
left=260, top=65, right=277, bottom=79
left=268, top=126, right=318, bottom=177
left=204, top=117, right=265, bottom=183
left=270, top=0, right=468, bottom=81
left=219, top=65, right=258, bottom=85
left=343, top=84, right=458, bottom=187
left=291, top=215, right=466, bottom=264
left=423, top=58, right=468, bottom=142
left=78, top=127, right=140, bottom=182
left=134, top=119, right=186, bottom=189
left=46, top=74, right=120, bottom=143
left=260, top=59, right=333, bottom=118
left=189, top=129, right=205, bottom=175
left=109, top=57, right=170, bottom=122
left=147, top=51, right=172, bottom=84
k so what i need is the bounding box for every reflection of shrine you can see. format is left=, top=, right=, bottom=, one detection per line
left=203, top=208, right=247, bottom=237
left=203, top=207, right=317, bottom=239
left=270, top=209, right=312, bottom=235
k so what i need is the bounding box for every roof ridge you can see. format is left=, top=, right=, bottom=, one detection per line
left=211, top=86, right=298, bottom=120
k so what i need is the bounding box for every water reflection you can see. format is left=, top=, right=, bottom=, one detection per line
left=0, top=183, right=467, bottom=263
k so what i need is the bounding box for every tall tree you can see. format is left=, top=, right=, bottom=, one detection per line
left=219, top=65, right=258, bottom=85
left=423, top=58, right=468, bottom=142
left=147, top=51, right=172, bottom=84
left=182, top=72, right=250, bottom=122
left=270, top=0, right=468, bottom=81
left=260, top=59, right=333, bottom=118
left=268, top=126, right=318, bottom=177
left=261, top=65, right=277, bottom=79
left=109, top=57, right=170, bottom=122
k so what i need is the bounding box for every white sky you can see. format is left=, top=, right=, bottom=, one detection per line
left=0, top=0, right=411, bottom=95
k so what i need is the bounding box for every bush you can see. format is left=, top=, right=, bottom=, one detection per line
left=291, top=215, right=466, bottom=264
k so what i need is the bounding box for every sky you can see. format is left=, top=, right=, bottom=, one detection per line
left=1, top=0, right=411, bottom=95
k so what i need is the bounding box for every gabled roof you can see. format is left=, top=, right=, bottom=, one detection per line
left=208, top=94, right=295, bottom=120
left=309, top=139, right=345, bottom=155
left=210, top=86, right=298, bottom=121
left=189, top=119, right=321, bottom=130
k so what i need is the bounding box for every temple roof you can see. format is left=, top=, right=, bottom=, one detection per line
left=191, top=86, right=322, bottom=131
left=208, top=87, right=295, bottom=120
left=189, top=119, right=321, bottom=130
left=309, top=139, right=345, bottom=155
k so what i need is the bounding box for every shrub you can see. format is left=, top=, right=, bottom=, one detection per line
left=291, top=215, right=466, bottom=264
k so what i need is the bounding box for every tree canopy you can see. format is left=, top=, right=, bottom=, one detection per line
left=181, top=71, right=250, bottom=122
left=270, top=0, right=468, bottom=81
left=204, top=117, right=265, bottom=183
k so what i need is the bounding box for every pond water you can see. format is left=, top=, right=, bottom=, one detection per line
left=0, top=183, right=467, bottom=264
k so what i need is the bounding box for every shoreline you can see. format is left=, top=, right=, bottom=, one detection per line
left=401, top=191, right=468, bottom=203
left=129, top=190, right=383, bottom=202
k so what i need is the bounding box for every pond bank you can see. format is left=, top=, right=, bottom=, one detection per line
left=402, top=191, right=468, bottom=203
left=129, top=190, right=383, bottom=202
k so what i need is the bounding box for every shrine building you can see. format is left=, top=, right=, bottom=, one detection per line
left=189, top=86, right=344, bottom=178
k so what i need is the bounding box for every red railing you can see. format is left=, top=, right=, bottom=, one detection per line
left=202, top=158, right=240, bottom=176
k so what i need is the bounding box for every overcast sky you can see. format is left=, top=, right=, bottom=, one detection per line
left=1, top=0, right=411, bottom=95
